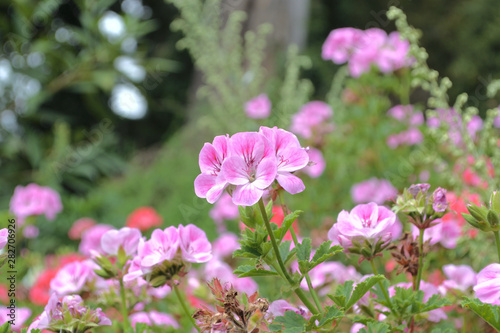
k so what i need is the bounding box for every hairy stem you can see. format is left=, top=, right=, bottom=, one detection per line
left=119, top=278, right=130, bottom=332
left=369, top=260, right=393, bottom=310
left=494, top=231, right=500, bottom=262
left=174, top=283, right=200, bottom=332
left=257, top=198, right=319, bottom=314
left=415, top=228, right=425, bottom=290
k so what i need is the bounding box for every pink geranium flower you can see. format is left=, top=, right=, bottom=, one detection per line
left=212, top=233, right=240, bottom=258
left=474, top=264, right=500, bottom=305
left=303, top=148, right=326, bottom=178
left=68, top=218, right=96, bottom=240
left=0, top=307, right=31, bottom=332
left=140, top=226, right=180, bottom=269
left=222, top=132, right=277, bottom=206
left=178, top=224, right=212, bottom=263
left=290, top=101, right=334, bottom=139
left=9, top=183, right=62, bottom=224
left=101, top=227, right=142, bottom=256
left=442, top=264, right=476, bottom=292
left=411, top=218, right=461, bottom=249
left=328, top=202, right=401, bottom=248
left=79, top=224, right=114, bottom=256
left=49, top=260, right=96, bottom=296
left=194, top=135, right=230, bottom=204
left=322, top=27, right=363, bottom=63
left=245, top=94, right=271, bottom=119
left=209, top=193, right=239, bottom=232
left=259, top=126, right=309, bottom=194
left=351, top=178, right=398, bottom=204
left=130, top=311, right=179, bottom=329
left=0, top=228, right=8, bottom=250
left=267, top=300, right=310, bottom=320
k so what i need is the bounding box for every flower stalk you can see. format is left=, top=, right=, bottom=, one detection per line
left=119, top=278, right=130, bottom=332
left=174, top=283, right=200, bottom=332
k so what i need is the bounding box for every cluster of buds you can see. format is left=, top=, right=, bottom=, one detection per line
left=393, top=184, right=449, bottom=229
left=28, top=294, right=111, bottom=332
left=193, top=278, right=269, bottom=333
left=462, top=191, right=500, bottom=232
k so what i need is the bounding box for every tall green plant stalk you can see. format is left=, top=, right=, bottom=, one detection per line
left=257, top=198, right=319, bottom=315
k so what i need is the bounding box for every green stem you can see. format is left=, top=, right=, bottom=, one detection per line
left=494, top=231, right=500, bottom=262
left=369, top=260, right=392, bottom=309
left=174, top=283, right=200, bottom=332
left=119, top=279, right=130, bottom=332
left=278, top=192, right=323, bottom=312
left=415, top=228, right=425, bottom=290
left=257, top=198, right=319, bottom=315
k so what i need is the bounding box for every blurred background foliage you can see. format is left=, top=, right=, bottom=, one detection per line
left=2, top=0, right=500, bottom=255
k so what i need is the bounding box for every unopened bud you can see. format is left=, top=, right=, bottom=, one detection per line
left=491, top=191, right=500, bottom=214
left=487, top=210, right=500, bottom=230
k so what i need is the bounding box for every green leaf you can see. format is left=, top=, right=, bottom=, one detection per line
left=307, top=305, right=344, bottom=329
left=346, top=275, right=385, bottom=310
left=462, top=297, right=500, bottom=331
left=358, top=322, right=391, bottom=333
left=274, top=210, right=302, bottom=243
left=296, top=238, right=312, bottom=262
left=269, top=311, right=307, bottom=333
left=234, top=265, right=279, bottom=277
left=0, top=323, right=11, bottom=333
left=279, top=241, right=296, bottom=264
left=309, top=242, right=342, bottom=271
left=328, top=280, right=354, bottom=309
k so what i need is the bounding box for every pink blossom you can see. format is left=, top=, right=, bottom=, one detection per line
left=194, top=135, right=230, bottom=204
left=212, top=233, right=240, bottom=258
left=222, top=132, right=277, bottom=206
left=245, top=94, right=271, bottom=119
left=390, top=282, right=447, bottom=322
left=79, top=224, right=114, bottom=256
left=0, top=307, right=31, bottom=332
left=328, top=203, right=401, bottom=249
left=474, top=264, right=500, bottom=305
left=322, top=27, right=363, bottom=63
left=205, top=259, right=258, bottom=295
left=22, top=225, right=39, bottom=239
left=259, top=126, right=309, bottom=194
left=300, top=261, right=361, bottom=294
left=411, top=219, right=461, bottom=249
left=209, top=193, right=239, bottom=231
left=290, top=101, right=333, bottom=139
left=50, top=260, right=95, bottom=296
left=387, top=105, right=414, bottom=122
left=268, top=300, right=310, bottom=319
left=351, top=323, right=366, bottom=333
left=0, top=228, right=7, bottom=250
left=442, top=264, right=476, bottom=292
left=68, top=218, right=97, bottom=240
left=140, top=226, right=180, bottom=269
left=387, top=128, right=423, bottom=148
left=9, top=183, right=62, bottom=224
left=348, top=28, right=387, bottom=77
left=178, top=224, right=212, bottom=263
left=350, top=178, right=398, bottom=204
left=130, top=311, right=179, bottom=329
left=376, top=31, right=412, bottom=73
left=101, top=227, right=142, bottom=256
left=427, top=108, right=483, bottom=146
left=303, top=148, right=326, bottom=178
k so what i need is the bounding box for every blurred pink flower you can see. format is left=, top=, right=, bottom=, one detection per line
left=387, top=105, right=414, bottom=122
left=322, top=27, right=363, bottom=63
left=290, top=101, right=333, bottom=139
left=351, top=178, right=398, bottom=204
left=442, top=264, right=476, bottom=292
left=79, top=224, right=114, bottom=256
left=49, top=260, right=96, bottom=296
left=474, top=264, right=500, bottom=305
left=387, top=128, right=423, bottom=148
left=328, top=203, right=401, bottom=249
left=244, top=94, right=271, bottom=119
left=204, top=259, right=257, bottom=295
left=10, top=183, right=62, bottom=224
left=0, top=228, right=8, bottom=250
left=130, top=311, right=179, bottom=329
left=348, top=28, right=387, bottom=77
left=427, top=108, right=483, bottom=146
left=68, top=218, right=96, bottom=240
left=222, top=132, right=277, bottom=206
left=268, top=300, right=310, bottom=319
left=22, top=225, right=39, bottom=239
left=300, top=261, right=361, bottom=294
left=0, top=307, right=31, bottom=332
left=303, top=148, right=326, bottom=178
left=411, top=218, right=461, bottom=249
left=126, top=207, right=163, bottom=231
left=212, top=233, right=240, bottom=258
left=376, top=31, right=412, bottom=73
left=209, top=193, right=239, bottom=231
left=101, top=227, right=142, bottom=256
left=194, top=135, right=230, bottom=204
left=178, top=224, right=212, bottom=263
left=260, top=126, right=309, bottom=194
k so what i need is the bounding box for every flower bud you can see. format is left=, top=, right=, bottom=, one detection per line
left=487, top=210, right=500, bottom=230
left=491, top=191, right=500, bottom=214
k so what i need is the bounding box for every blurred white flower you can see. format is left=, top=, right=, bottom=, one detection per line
left=110, top=83, right=147, bottom=119
left=0, top=59, right=12, bottom=82
left=114, top=56, right=146, bottom=82
left=98, top=11, right=126, bottom=42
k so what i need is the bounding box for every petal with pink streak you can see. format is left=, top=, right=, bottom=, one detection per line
left=222, top=156, right=250, bottom=185
left=274, top=128, right=302, bottom=152
left=232, top=183, right=264, bottom=206
left=199, top=143, right=220, bottom=173
left=228, top=132, right=265, bottom=163
left=253, top=157, right=277, bottom=189
left=276, top=172, right=305, bottom=194
left=212, top=135, right=229, bottom=160
left=278, top=147, right=309, bottom=172
left=194, top=173, right=216, bottom=198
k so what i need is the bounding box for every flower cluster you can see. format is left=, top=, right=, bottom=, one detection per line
left=28, top=294, right=111, bottom=333
left=427, top=108, right=483, bottom=147
left=9, top=183, right=62, bottom=225
left=194, top=127, right=309, bottom=206
left=290, top=101, right=334, bottom=141
left=322, top=27, right=413, bottom=77
left=386, top=105, right=424, bottom=148
left=124, top=224, right=212, bottom=286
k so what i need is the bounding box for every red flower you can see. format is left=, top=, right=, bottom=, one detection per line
left=68, top=218, right=96, bottom=240
left=29, top=269, right=59, bottom=305
left=126, top=207, right=163, bottom=231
